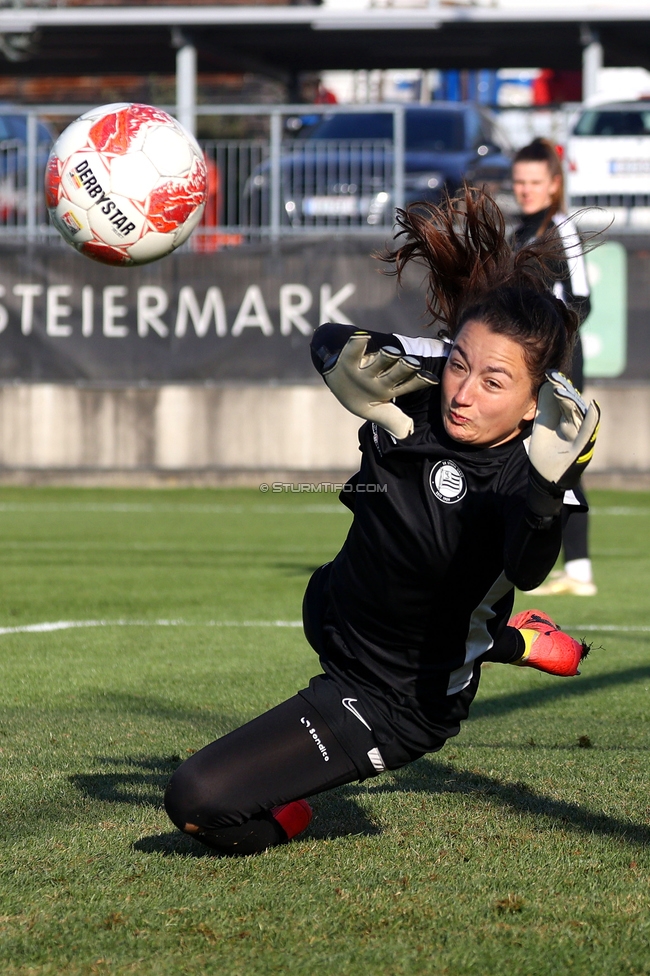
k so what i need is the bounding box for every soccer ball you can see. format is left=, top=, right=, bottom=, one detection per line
left=44, top=102, right=208, bottom=266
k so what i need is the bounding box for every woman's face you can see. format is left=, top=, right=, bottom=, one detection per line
left=441, top=319, right=537, bottom=448
left=512, top=160, right=561, bottom=215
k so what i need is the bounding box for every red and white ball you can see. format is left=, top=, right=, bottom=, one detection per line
left=45, top=102, right=208, bottom=266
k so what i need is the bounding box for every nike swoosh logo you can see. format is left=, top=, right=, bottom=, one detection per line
left=341, top=697, right=372, bottom=731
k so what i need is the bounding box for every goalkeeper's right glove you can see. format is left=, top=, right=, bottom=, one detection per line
left=527, top=370, right=600, bottom=519
left=322, top=331, right=439, bottom=440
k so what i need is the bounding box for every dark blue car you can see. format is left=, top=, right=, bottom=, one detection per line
left=245, top=103, right=512, bottom=228
left=0, top=113, right=54, bottom=223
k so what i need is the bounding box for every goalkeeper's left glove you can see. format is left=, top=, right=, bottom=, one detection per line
left=322, top=331, right=439, bottom=440
left=527, top=370, right=600, bottom=519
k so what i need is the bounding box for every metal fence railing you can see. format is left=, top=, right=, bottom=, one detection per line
left=0, top=102, right=409, bottom=248
left=0, top=101, right=637, bottom=246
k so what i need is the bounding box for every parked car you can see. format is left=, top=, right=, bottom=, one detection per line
left=0, top=113, right=52, bottom=145
left=244, top=103, right=512, bottom=228
left=568, top=101, right=650, bottom=207
left=0, top=112, right=53, bottom=223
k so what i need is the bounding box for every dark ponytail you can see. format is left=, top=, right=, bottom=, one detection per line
left=381, top=185, right=579, bottom=389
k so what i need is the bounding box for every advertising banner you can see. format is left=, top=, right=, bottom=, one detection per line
left=583, top=241, right=627, bottom=379
left=0, top=236, right=645, bottom=382
left=0, top=238, right=411, bottom=382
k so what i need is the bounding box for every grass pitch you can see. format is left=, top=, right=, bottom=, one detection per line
left=0, top=486, right=648, bottom=976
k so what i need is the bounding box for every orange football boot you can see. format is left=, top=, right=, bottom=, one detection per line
left=509, top=609, right=590, bottom=677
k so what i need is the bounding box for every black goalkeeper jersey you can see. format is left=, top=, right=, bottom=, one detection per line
left=311, top=323, right=576, bottom=702
left=512, top=207, right=591, bottom=326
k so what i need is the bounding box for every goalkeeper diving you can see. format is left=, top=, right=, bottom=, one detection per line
left=164, top=187, right=600, bottom=855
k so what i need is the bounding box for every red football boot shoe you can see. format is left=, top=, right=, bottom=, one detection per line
left=509, top=608, right=590, bottom=677
left=271, top=799, right=313, bottom=841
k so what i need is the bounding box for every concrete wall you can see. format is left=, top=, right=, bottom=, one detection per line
left=588, top=384, right=650, bottom=473
left=0, top=383, right=361, bottom=482
left=0, top=382, right=645, bottom=485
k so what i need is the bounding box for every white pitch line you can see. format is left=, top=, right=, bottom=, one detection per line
left=0, top=542, right=311, bottom=552
left=563, top=624, right=650, bottom=633
left=0, top=502, right=645, bottom=516
left=0, top=619, right=647, bottom=638
left=0, top=503, right=345, bottom=515
left=590, top=507, right=650, bottom=516
left=0, top=619, right=303, bottom=637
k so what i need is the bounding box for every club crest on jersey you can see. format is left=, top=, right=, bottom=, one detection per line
left=429, top=460, right=467, bottom=504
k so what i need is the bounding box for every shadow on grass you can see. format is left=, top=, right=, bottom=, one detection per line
left=72, top=753, right=380, bottom=856
left=133, top=793, right=380, bottom=859
left=68, top=664, right=650, bottom=854
left=70, top=751, right=649, bottom=856
left=472, top=663, right=650, bottom=722
left=131, top=787, right=379, bottom=860
left=133, top=831, right=214, bottom=858
left=69, top=754, right=177, bottom=808
left=348, top=758, right=650, bottom=847
left=307, top=791, right=381, bottom=840
left=69, top=691, right=245, bottom=731
left=273, top=561, right=323, bottom=578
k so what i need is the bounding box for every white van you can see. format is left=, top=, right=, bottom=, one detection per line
left=567, top=101, right=650, bottom=207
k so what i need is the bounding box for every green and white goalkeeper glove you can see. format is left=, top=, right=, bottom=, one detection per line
left=528, top=370, right=601, bottom=518
left=323, top=331, right=439, bottom=440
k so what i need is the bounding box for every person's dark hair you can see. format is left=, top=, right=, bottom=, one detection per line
left=381, top=185, right=580, bottom=389
left=513, top=137, right=565, bottom=221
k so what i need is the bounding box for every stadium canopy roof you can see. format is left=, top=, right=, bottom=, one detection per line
left=1, top=4, right=650, bottom=77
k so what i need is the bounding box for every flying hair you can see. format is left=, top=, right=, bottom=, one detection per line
left=381, top=185, right=585, bottom=388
